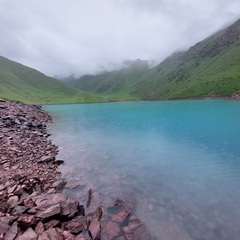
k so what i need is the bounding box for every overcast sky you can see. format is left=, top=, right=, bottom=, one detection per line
left=0, top=0, right=239, bottom=77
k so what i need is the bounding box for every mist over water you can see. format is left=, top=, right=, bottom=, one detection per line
left=44, top=100, right=240, bottom=240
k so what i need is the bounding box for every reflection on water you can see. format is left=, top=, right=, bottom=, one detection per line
left=44, top=100, right=240, bottom=240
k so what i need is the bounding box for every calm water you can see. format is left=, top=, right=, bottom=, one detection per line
left=44, top=100, right=240, bottom=240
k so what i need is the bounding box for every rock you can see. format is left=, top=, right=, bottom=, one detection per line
left=13, top=174, right=24, bottom=181
left=123, top=215, right=153, bottom=240
left=61, top=197, right=80, bottom=218
left=0, top=216, right=17, bottom=225
left=36, top=203, right=61, bottom=219
left=34, top=221, right=44, bottom=235
left=44, top=219, right=60, bottom=230
left=18, top=215, right=36, bottom=230
left=7, top=196, right=19, bottom=209
left=12, top=205, right=28, bottom=215
left=53, top=160, right=64, bottom=166
left=38, top=155, right=55, bottom=164
left=64, top=216, right=89, bottom=235
left=88, top=219, right=101, bottom=240
left=107, top=199, right=132, bottom=224
left=7, top=185, right=17, bottom=194
left=4, top=222, right=18, bottom=240
left=15, top=227, right=37, bottom=240
left=37, top=228, right=64, bottom=240
left=65, top=182, right=84, bottom=190
left=0, top=222, right=10, bottom=234
left=103, top=221, right=120, bottom=239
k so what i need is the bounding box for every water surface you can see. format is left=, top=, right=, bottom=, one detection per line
left=44, top=100, right=240, bottom=240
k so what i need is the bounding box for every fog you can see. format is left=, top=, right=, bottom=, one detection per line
left=0, top=0, right=239, bottom=77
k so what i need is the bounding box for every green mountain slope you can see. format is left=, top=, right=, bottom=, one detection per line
left=133, top=18, right=240, bottom=100
left=65, top=59, right=149, bottom=101
left=66, top=18, right=240, bottom=100
left=0, top=56, right=103, bottom=104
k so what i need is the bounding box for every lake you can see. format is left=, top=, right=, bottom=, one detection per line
left=44, top=99, right=240, bottom=240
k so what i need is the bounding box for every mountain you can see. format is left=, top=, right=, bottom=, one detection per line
left=0, top=56, right=103, bottom=104
left=65, top=18, right=240, bottom=100
left=64, top=59, right=149, bottom=101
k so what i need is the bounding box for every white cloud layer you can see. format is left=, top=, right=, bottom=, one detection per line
left=0, top=0, right=239, bottom=77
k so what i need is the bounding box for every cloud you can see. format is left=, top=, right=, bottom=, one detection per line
left=0, top=0, right=239, bottom=77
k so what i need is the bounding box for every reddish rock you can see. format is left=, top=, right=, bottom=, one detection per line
left=36, top=203, right=61, bottom=219
left=4, top=222, right=18, bottom=240
left=123, top=215, right=154, bottom=240
left=88, top=219, right=101, bottom=240
left=0, top=222, right=10, bottom=234
left=104, top=221, right=120, bottom=239
left=18, top=215, right=36, bottom=230
left=15, top=227, right=37, bottom=240
left=34, top=221, right=44, bottom=235
left=37, top=228, right=64, bottom=240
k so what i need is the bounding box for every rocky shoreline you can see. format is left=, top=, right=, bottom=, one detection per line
left=0, top=100, right=155, bottom=240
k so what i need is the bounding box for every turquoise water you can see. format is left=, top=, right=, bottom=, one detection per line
left=44, top=100, right=240, bottom=240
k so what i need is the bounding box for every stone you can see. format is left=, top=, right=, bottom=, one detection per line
left=0, top=216, right=17, bottom=225
left=36, top=203, right=61, bottom=219
left=88, top=219, right=101, bottom=240
left=123, top=215, right=153, bottom=240
left=0, top=222, right=10, bottom=234
left=7, top=185, right=17, bottom=194
left=18, top=215, right=36, bottom=230
left=15, top=227, right=37, bottom=240
left=61, top=197, right=79, bottom=218
left=34, top=221, right=44, bottom=235
left=107, top=199, right=132, bottom=224
left=44, top=219, right=60, bottom=230
left=37, top=228, right=64, bottom=240
left=38, top=155, right=55, bottom=164
left=65, top=182, right=84, bottom=189
left=104, top=221, right=120, bottom=239
left=12, top=205, right=28, bottom=215
left=4, top=222, right=18, bottom=240
left=7, top=196, right=19, bottom=209
left=64, top=216, right=89, bottom=235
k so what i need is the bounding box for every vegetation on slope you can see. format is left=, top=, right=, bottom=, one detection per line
left=0, top=56, right=104, bottom=104
left=65, top=18, right=240, bottom=101
left=64, top=59, right=149, bottom=101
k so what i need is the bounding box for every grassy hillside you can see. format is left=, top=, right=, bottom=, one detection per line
left=133, top=19, right=240, bottom=100
left=0, top=56, right=104, bottom=104
left=65, top=59, right=149, bottom=101
left=66, top=18, right=240, bottom=100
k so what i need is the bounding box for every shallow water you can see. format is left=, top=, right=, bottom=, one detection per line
left=44, top=100, right=240, bottom=240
